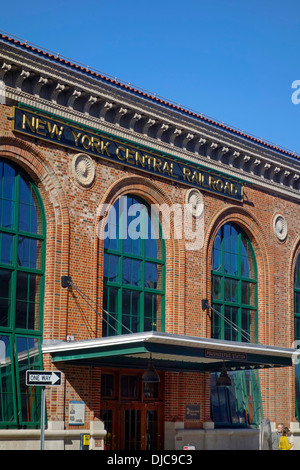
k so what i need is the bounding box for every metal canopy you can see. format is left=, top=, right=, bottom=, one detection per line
left=42, top=331, right=295, bottom=373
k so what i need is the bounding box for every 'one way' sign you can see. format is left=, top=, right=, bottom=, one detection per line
left=26, top=370, right=62, bottom=386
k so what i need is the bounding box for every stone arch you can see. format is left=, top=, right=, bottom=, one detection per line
left=289, top=238, right=300, bottom=422
left=94, top=175, right=186, bottom=336
left=290, top=238, right=300, bottom=341
left=203, top=204, right=271, bottom=344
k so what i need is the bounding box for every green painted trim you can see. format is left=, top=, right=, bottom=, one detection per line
left=211, top=223, right=258, bottom=343
left=0, top=159, right=46, bottom=428
left=294, top=254, right=300, bottom=422
left=51, top=346, right=148, bottom=363
left=103, top=195, right=166, bottom=336
left=49, top=342, right=292, bottom=369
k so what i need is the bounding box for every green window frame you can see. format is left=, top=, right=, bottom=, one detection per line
left=0, top=159, right=46, bottom=428
left=294, top=254, right=300, bottom=342
left=211, top=223, right=258, bottom=343
left=210, top=223, right=262, bottom=428
left=103, top=195, right=165, bottom=336
left=294, top=253, right=300, bottom=421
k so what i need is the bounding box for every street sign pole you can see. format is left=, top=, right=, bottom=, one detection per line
left=40, top=386, right=46, bottom=450
left=26, top=370, right=62, bottom=451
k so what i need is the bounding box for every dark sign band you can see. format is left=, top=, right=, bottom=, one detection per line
left=205, top=349, right=247, bottom=361
left=12, top=107, right=244, bottom=201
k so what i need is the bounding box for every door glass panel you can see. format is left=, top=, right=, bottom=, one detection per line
left=100, top=409, right=113, bottom=450
left=124, top=409, right=141, bottom=450
left=146, top=410, right=158, bottom=450
left=100, top=372, right=163, bottom=450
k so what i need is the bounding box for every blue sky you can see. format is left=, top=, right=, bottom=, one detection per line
left=1, top=0, right=300, bottom=154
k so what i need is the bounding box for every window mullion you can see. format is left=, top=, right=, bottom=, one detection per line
left=103, top=195, right=165, bottom=337
left=0, top=161, right=45, bottom=429
left=212, top=223, right=257, bottom=343
left=14, top=172, right=20, bottom=231
left=237, top=231, right=242, bottom=342
left=119, top=255, right=123, bottom=335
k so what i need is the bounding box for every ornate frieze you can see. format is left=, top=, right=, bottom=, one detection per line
left=0, top=43, right=299, bottom=199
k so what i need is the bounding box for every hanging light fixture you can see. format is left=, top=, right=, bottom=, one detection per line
left=142, top=354, right=160, bottom=383
left=216, top=362, right=232, bottom=387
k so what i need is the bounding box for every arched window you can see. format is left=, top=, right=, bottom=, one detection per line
left=294, top=254, right=300, bottom=341
left=210, top=223, right=262, bottom=428
left=0, top=159, right=46, bottom=428
left=211, top=223, right=257, bottom=343
left=102, top=195, right=165, bottom=336
left=294, top=253, right=300, bottom=421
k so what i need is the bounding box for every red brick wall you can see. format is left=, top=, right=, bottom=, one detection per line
left=1, top=102, right=299, bottom=427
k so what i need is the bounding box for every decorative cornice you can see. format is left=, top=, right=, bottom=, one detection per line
left=0, top=44, right=299, bottom=201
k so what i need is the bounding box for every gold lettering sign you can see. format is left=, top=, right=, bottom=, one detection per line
left=13, top=106, right=244, bottom=201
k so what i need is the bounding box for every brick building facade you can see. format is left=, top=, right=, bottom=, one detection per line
left=0, top=33, right=299, bottom=450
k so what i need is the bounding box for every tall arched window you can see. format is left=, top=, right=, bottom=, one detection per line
left=211, top=223, right=257, bottom=343
left=210, top=223, right=261, bottom=428
left=294, top=253, right=300, bottom=421
left=294, top=254, right=300, bottom=342
left=0, top=159, right=46, bottom=428
left=102, top=195, right=165, bottom=336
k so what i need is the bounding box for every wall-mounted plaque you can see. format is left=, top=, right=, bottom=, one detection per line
left=69, top=400, right=85, bottom=426
left=185, top=404, right=200, bottom=421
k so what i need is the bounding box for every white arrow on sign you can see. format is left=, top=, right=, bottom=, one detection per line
left=29, top=373, right=59, bottom=384
left=26, top=370, right=62, bottom=386
left=50, top=372, right=60, bottom=385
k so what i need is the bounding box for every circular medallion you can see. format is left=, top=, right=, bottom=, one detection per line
left=71, top=153, right=95, bottom=188
left=185, top=189, right=204, bottom=218
left=273, top=214, right=288, bottom=241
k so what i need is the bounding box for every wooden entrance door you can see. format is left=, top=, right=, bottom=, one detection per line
left=144, top=405, right=162, bottom=451
left=100, top=403, right=163, bottom=450
left=122, top=403, right=163, bottom=450
left=100, top=370, right=164, bottom=450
